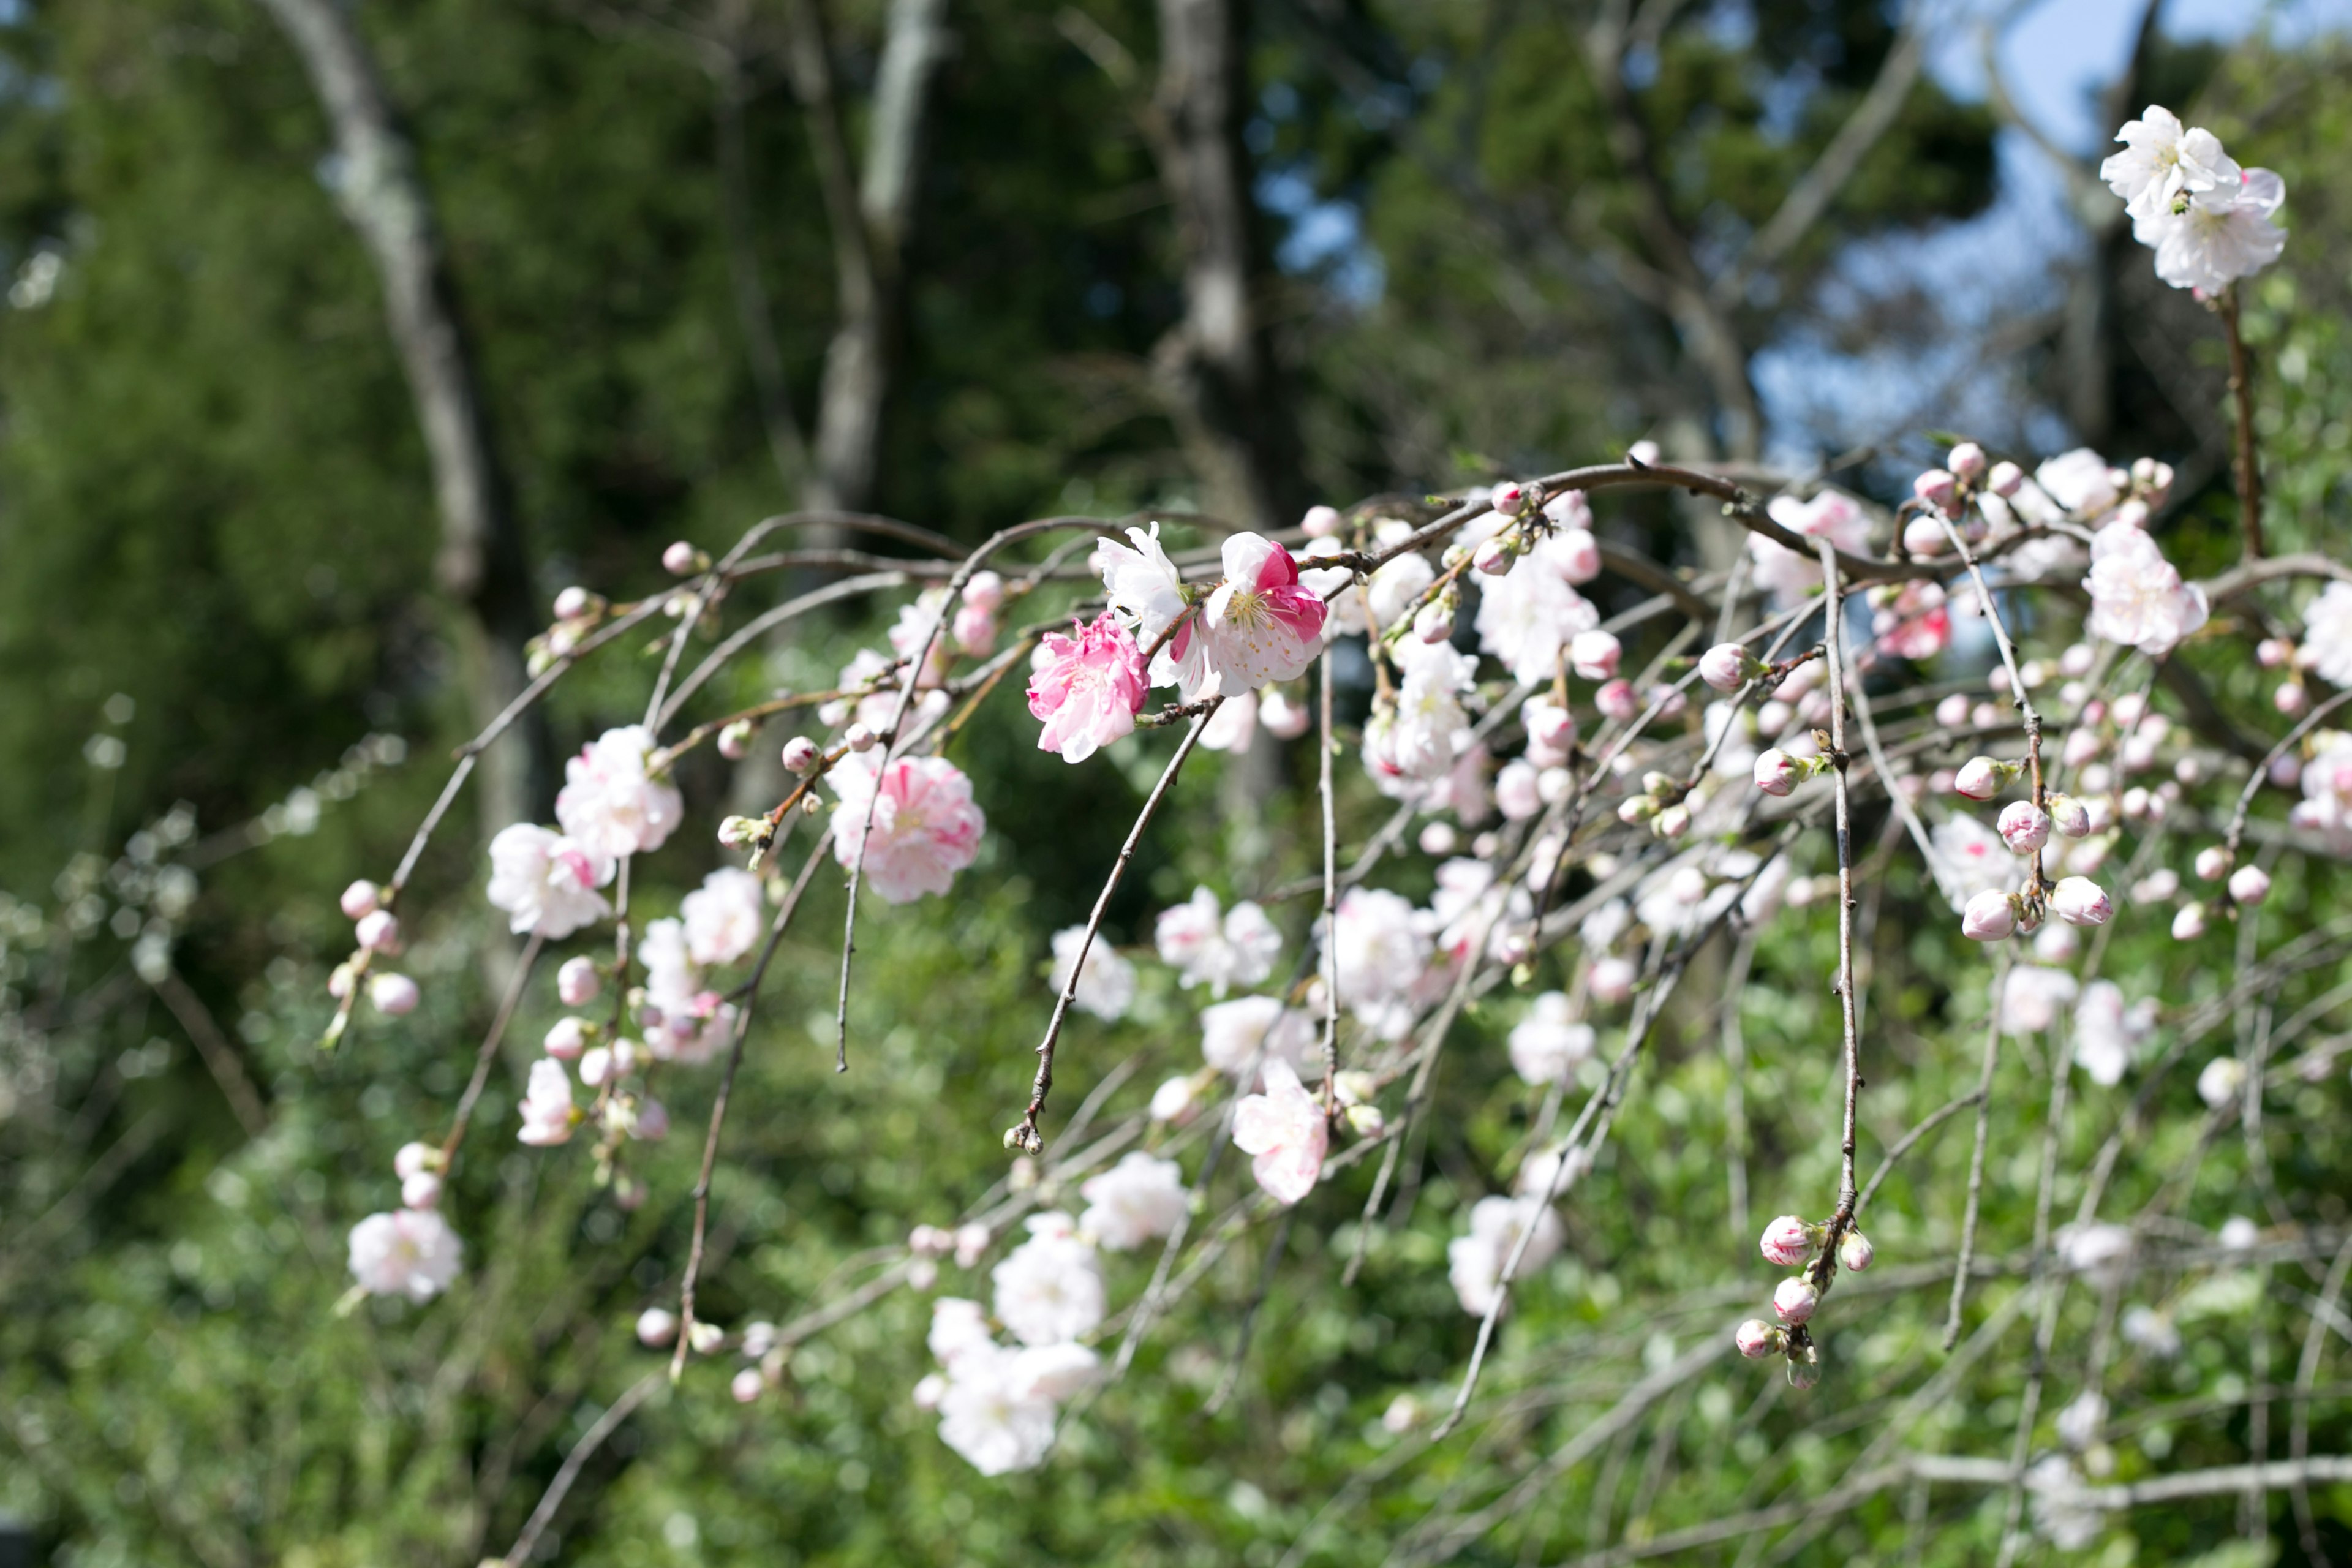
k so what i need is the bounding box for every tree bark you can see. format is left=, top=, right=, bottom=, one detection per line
left=255, top=0, right=548, bottom=834
left=1152, top=0, right=1307, bottom=535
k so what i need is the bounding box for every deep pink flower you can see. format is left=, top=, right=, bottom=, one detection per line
left=1203, top=534, right=1328, bottom=687
left=1027, top=614, right=1148, bottom=764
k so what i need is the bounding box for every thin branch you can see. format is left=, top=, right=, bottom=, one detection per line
left=438, top=933, right=546, bottom=1166
left=501, top=1370, right=664, bottom=1565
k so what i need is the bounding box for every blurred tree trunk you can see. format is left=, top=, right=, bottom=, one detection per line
left=254, top=0, right=549, bottom=836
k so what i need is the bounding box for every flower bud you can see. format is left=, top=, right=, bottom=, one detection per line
left=553, top=585, right=593, bottom=620
left=1735, top=1319, right=1783, bottom=1359
left=1759, top=1215, right=1815, bottom=1267
left=662, top=540, right=699, bottom=575
left=355, top=909, right=401, bottom=954
left=1417, top=822, right=1458, bottom=856
left=401, top=1170, right=442, bottom=1210
left=636, top=1308, right=678, bottom=1347
left=632, top=1098, right=671, bottom=1141
left=688, top=1319, right=725, bottom=1354
left=1652, top=804, right=1691, bottom=840
left=1772, top=1276, right=1820, bottom=1325
left=557, top=956, right=601, bottom=1007
left=544, top=1016, right=591, bottom=1060
left=1568, top=630, right=1621, bottom=681
left=1754, top=748, right=1802, bottom=797
left=2049, top=877, right=2112, bottom=928
left=1413, top=601, right=1454, bottom=644
left=1472, top=537, right=1514, bottom=576
left=1345, top=1103, right=1387, bottom=1139
left=2228, top=865, right=2271, bottom=906
left=1588, top=956, right=1637, bottom=1005
left=1617, top=794, right=1660, bottom=825
left=1912, top=469, right=1958, bottom=514
left=578, top=1046, right=613, bottom=1087
left=962, top=570, right=1005, bottom=613
left=1490, top=480, right=1528, bottom=510
left=953, top=602, right=997, bottom=656
left=2277, top=681, right=2309, bottom=717
left=2194, top=845, right=2228, bottom=881
left=1595, top=679, right=1640, bottom=721
left=1985, top=460, right=2023, bottom=496
left=1934, top=693, right=1971, bottom=728
left=1787, top=1347, right=1823, bottom=1389
left=1997, top=801, right=2051, bottom=856
left=1838, top=1230, right=1874, bottom=1272
left=1525, top=699, right=1575, bottom=758
left=2258, top=638, right=2293, bottom=669
left=1947, top=442, right=1988, bottom=481
left=1552, top=527, right=1602, bottom=582
left=1300, top=504, right=1343, bottom=539
left=2197, top=1055, right=2247, bottom=1109
left=718, top=718, right=755, bottom=760
left=1902, top=517, right=1948, bottom=557
left=1961, top=890, right=2016, bottom=941
left=1954, top=756, right=2004, bottom=801
left=731, top=1368, right=765, bottom=1404
left=368, top=972, right=420, bottom=1017
left=2046, top=794, right=2090, bottom=839
left=341, top=880, right=381, bottom=921
left=2171, top=902, right=2209, bottom=941
left=394, top=1142, right=442, bottom=1180
left=1698, top=642, right=1758, bottom=693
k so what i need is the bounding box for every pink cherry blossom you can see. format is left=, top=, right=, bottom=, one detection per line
left=1962, top=889, right=2017, bottom=941
left=517, top=1058, right=576, bottom=1146
left=555, top=725, right=684, bottom=860
left=682, top=867, right=766, bottom=967
left=1202, top=534, right=1327, bottom=687
left=2084, top=525, right=2208, bottom=656
left=348, top=1208, right=463, bottom=1302
left=486, top=823, right=612, bottom=940
left=830, top=754, right=987, bottom=904
left=1759, top=1215, right=1814, bottom=1267
left=1735, top=1320, right=1781, bottom=1359
left=1027, top=613, right=1148, bottom=763
left=1231, top=1058, right=1329, bottom=1206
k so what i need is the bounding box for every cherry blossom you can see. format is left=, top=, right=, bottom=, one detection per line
left=1447, top=1194, right=1563, bottom=1316
left=1200, top=533, right=1327, bottom=687
left=555, top=725, right=684, bottom=861
left=1199, top=686, right=1258, bottom=752
left=990, top=1212, right=1106, bottom=1346
left=2139, top=168, right=2287, bottom=294
left=1077, top=1152, right=1188, bottom=1250
left=2298, top=582, right=2352, bottom=686
left=2084, top=524, right=2209, bottom=655
left=1363, top=640, right=1474, bottom=786
left=1095, top=522, right=1218, bottom=699
left=829, top=753, right=987, bottom=904
left=935, top=1344, right=1058, bottom=1476
left=1506, top=991, right=1595, bottom=1085
left=1474, top=531, right=1601, bottom=685
left=485, top=823, right=612, bottom=940
left=681, top=867, right=766, bottom=967
left=2100, top=105, right=2240, bottom=222
left=347, top=1208, right=463, bottom=1303
left=1153, top=887, right=1281, bottom=996
left=1199, top=994, right=1318, bottom=1079
left=1050, top=925, right=1138, bottom=1021
left=1998, top=965, right=2080, bottom=1036
left=1231, top=1058, right=1328, bottom=1206
left=517, top=1057, right=576, bottom=1145
left=2074, top=980, right=2154, bottom=1087
left=1325, top=887, right=1433, bottom=1036
left=1749, top=490, right=1870, bottom=605
left=1027, top=613, right=1148, bottom=763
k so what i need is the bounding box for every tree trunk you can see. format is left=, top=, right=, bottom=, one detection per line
left=255, top=0, right=548, bottom=835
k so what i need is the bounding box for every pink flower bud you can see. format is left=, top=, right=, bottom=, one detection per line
left=781, top=736, right=820, bottom=773
left=368, top=972, right=420, bottom=1017
left=662, top=540, right=698, bottom=575
left=2194, top=846, right=2228, bottom=881
left=633, top=1098, right=670, bottom=1141
left=1418, top=821, right=1458, bottom=856
left=1912, top=469, right=1958, bottom=514
left=1472, top=537, right=1513, bottom=576
left=1490, top=480, right=1528, bottom=510
left=2258, top=638, right=2294, bottom=669
left=1987, top=460, right=2024, bottom=496
left=636, top=1308, right=677, bottom=1346
left=1760, top=1215, right=1815, bottom=1267
left=1698, top=642, right=1755, bottom=693
left=1935, top=693, right=1971, bottom=728
left=1346, top=1103, right=1387, bottom=1139
left=1997, top=801, right=2051, bottom=856
left=2228, top=865, right=2271, bottom=906
left=1525, top=699, right=1575, bottom=757
left=1596, top=679, right=1640, bottom=721
left=1588, top=956, right=1637, bottom=1005
left=1754, top=748, right=1801, bottom=797
left=1300, top=505, right=1343, bottom=539
left=1902, top=517, right=1948, bottom=557
left=731, top=1368, right=765, bottom=1404
left=553, top=585, right=593, bottom=620
left=1414, top=601, right=1454, bottom=644
left=1617, top=794, right=1660, bottom=825
left=1552, top=527, right=1602, bottom=583
left=954, top=1223, right=991, bottom=1270
left=1772, top=1276, right=1820, bottom=1325
left=2050, top=877, right=2111, bottom=928
left=1653, top=804, right=1691, bottom=840
left=1947, top=442, right=1988, bottom=482
left=963, top=570, right=1005, bottom=612
left=952, top=601, right=997, bottom=656
left=578, top=1046, right=613, bottom=1087
left=1954, top=756, right=2003, bottom=800
left=557, top=956, right=601, bottom=1006
left=401, top=1170, right=442, bottom=1210
left=2277, top=682, right=2310, bottom=717
left=1735, top=1319, right=1782, bottom=1359
left=544, top=1016, right=590, bottom=1060
left=394, top=1142, right=440, bottom=1180
left=844, top=722, right=877, bottom=753
left=1838, top=1230, right=1874, bottom=1272
left=2042, top=794, right=2087, bottom=839
left=2172, top=902, right=2209, bottom=941
left=341, top=880, right=381, bottom=920
left=2272, top=754, right=2303, bottom=790
left=355, top=910, right=400, bottom=953
left=1961, top=890, right=2016, bottom=941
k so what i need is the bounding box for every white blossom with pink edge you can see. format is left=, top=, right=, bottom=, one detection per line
left=681, top=866, right=765, bottom=967
left=1200, top=533, right=1327, bottom=687
left=347, top=1207, right=463, bottom=1302
left=1231, top=1058, right=1328, bottom=1206
left=484, top=823, right=612, bottom=940
left=554, top=725, right=683, bottom=861
left=1077, top=1152, right=1188, bottom=1251
left=1153, top=886, right=1281, bottom=996
left=1027, top=612, right=1148, bottom=763
left=2084, top=524, right=2209, bottom=656
left=827, top=753, right=986, bottom=905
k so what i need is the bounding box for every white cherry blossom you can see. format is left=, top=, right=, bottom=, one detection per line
left=348, top=1208, right=464, bottom=1303
left=1077, top=1152, right=1188, bottom=1250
